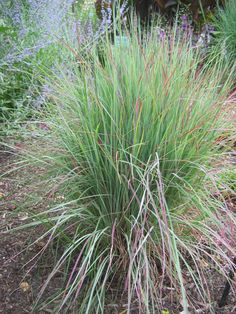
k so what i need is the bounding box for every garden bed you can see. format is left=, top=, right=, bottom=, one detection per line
left=0, top=142, right=235, bottom=313
left=1, top=1, right=236, bottom=312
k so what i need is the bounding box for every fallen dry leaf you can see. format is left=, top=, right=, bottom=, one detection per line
left=36, top=241, right=46, bottom=249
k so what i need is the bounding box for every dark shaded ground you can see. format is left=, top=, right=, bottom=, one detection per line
left=0, top=145, right=235, bottom=314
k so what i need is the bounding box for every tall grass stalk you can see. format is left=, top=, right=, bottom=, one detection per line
left=18, top=22, right=236, bottom=313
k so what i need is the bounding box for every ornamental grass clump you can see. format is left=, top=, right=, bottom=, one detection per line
left=22, top=24, right=236, bottom=313
left=211, top=0, right=236, bottom=66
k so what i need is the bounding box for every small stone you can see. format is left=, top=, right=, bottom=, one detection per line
left=20, top=281, right=30, bottom=292
left=6, top=305, right=13, bottom=310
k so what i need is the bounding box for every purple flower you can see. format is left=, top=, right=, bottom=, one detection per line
left=179, top=14, right=193, bottom=36
left=181, top=15, right=188, bottom=21
left=158, top=29, right=165, bottom=41
left=120, top=0, right=128, bottom=16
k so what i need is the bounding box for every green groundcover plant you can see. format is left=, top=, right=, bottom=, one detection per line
left=16, top=22, right=236, bottom=313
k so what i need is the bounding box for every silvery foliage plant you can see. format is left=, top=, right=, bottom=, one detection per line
left=1, top=0, right=129, bottom=63
left=0, top=0, right=124, bottom=108
left=0, top=0, right=76, bottom=63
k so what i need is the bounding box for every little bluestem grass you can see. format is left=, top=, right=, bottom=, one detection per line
left=16, top=22, right=236, bottom=313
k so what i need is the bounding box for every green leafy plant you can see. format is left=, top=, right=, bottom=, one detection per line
left=0, top=62, right=32, bottom=120
left=0, top=10, right=36, bottom=134
left=17, top=22, right=236, bottom=313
